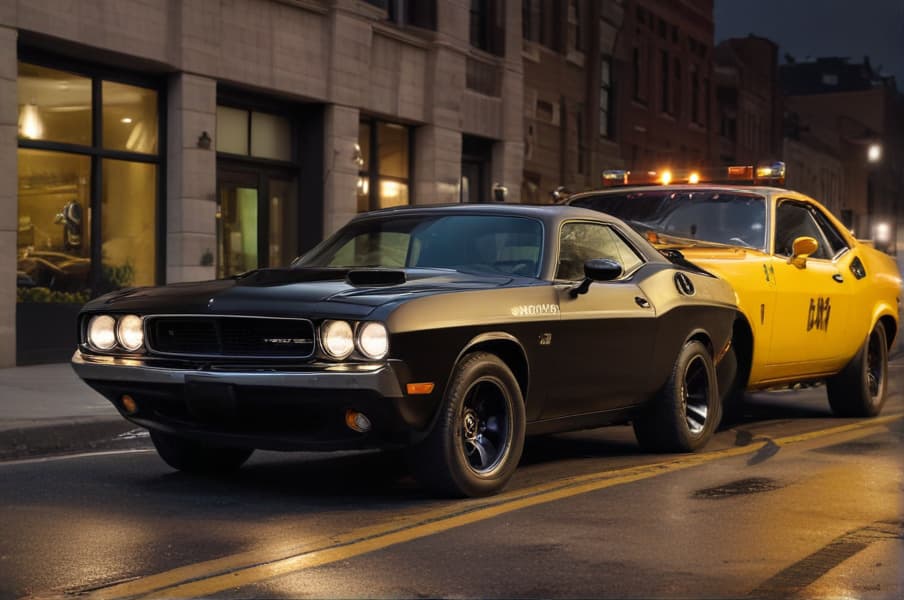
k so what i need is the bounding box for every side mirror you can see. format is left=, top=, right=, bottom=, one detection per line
left=585, top=258, right=623, bottom=281
left=570, top=259, right=622, bottom=297
left=790, top=236, right=818, bottom=268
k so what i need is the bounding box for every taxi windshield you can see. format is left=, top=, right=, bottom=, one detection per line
left=296, top=214, right=544, bottom=277
left=571, top=190, right=767, bottom=251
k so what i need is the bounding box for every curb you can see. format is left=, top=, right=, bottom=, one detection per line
left=0, top=419, right=150, bottom=462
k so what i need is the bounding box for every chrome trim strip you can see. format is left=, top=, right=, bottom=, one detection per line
left=71, top=351, right=404, bottom=398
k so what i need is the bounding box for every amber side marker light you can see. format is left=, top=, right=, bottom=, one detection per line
left=406, top=382, right=435, bottom=395
left=121, top=394, right=138, bottom=415
left=345, top=409, right=372, bottom=433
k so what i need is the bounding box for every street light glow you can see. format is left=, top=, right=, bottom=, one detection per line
left=867, top=144, right=882, bottom=163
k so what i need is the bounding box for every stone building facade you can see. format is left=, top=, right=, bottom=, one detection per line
left=0, top=0, right=525, bottom=365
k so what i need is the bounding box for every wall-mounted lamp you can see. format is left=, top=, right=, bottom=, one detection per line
left=197, top=131, right=212, bottom=150
left=353, top=143, right=364, bottom=168
left=492, top=183, right=509, bottom=202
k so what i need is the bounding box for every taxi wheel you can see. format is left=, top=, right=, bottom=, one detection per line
left=827, top=322, right=888, bottom=418
left=150, top=430, right=254, bottom=474
left=633, top=340, right=719, bottom=453
left=408, top=352, right=525, bottom=498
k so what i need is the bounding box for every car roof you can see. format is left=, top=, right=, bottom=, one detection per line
left=351, top=202, right=628, bottom=225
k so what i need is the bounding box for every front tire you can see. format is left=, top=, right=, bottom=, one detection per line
left=150, top=430, right=254, bottom=474
left=827, top=322, right=888, bottom=417
left=633, top=340, right=720, bottom=452
left=408, top=352, right=526, bottom=498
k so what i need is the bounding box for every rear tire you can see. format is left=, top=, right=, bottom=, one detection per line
left=408, top=352, right=526, bottom=498
left=150, top=430, right=253, bottom=474
left=634, top=340, right=720, bottom=452
left=827, top=322, right=888, bottom=417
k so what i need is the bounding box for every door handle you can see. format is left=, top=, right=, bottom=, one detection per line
left=832, top=273, right=844, bottom=283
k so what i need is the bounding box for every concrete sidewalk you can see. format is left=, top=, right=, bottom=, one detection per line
left=0, top=361, right=138, bottom=460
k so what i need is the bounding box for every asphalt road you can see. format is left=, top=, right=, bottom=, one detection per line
left=3, top=362, right=903, bottom=599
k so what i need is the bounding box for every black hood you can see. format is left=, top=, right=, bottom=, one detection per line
left=82, top=267, right=532, bottom=319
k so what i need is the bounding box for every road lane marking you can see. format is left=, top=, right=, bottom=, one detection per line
left=0, top=448, right=154, bottom=467
left=69, top=414, right=903, bottom=599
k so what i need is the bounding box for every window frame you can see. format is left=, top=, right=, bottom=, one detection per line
left=555, top=220, right=646, bottom=282
left=16, top=49, right=166, bottom=292
left=358, top=117, right=414, bottom=212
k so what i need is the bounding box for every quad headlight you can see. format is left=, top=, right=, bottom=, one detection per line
left=321, top=320, right=355, bottom=359
left=357, top=322, right=389, bottom=360
left=116, top=315, right=145, bottom=352
left=320, top=320, right=389, bottom=361
left=87, top=315, right=117, bottom=351
left=86, top=314, right=144, bottom=352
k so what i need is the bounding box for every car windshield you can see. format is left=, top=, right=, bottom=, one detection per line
left=295, top=214, right=544, bottom=277
left=571, top=190, right=767, bottom=251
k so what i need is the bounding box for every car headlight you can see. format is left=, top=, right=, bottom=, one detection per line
left=87, top=315, right=117, bottom=351
left=321, top=320, right=354, bottom=359
left=356, top=322, right=389, bottom=360
left=116, top=314, right=144, bottom=352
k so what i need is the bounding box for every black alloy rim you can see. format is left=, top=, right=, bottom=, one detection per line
left=683, top=355, right=710, bottom=436
left=460, top=377, right=512, bottom=475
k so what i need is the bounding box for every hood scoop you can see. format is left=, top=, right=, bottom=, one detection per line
left=346, top=269, right=407, bottom=286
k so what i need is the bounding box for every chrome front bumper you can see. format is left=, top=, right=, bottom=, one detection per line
left=71, top=350, right=405, bottom=398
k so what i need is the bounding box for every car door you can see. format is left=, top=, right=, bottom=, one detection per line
left=767, top=200, right=854, bottom=377
left=545, top=221, right=657, bottom=419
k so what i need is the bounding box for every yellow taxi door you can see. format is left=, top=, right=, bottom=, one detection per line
left=765, top=201, right=854, bottom=378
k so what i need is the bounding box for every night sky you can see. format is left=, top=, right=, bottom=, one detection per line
left=714, top=0, right=904, bottom=87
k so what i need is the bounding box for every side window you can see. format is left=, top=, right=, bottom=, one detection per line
left=809, top=207, right=850, bottom=259
left=774, top=202, right=831, bottom=260
left=556, top=222, right=644, bottom=280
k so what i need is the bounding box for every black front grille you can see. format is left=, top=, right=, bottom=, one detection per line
left=147, top=316, right=315, bottom=358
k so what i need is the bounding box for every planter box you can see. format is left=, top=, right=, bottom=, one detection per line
left=16, top=303, right=82, bottom=365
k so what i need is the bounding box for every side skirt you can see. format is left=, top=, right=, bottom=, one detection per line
left=526, top=407, right=638, bottom=436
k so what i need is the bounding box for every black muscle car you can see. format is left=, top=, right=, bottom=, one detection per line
left=72, top=204, right=738, bottom=497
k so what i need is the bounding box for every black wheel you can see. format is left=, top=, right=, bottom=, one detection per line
left=150, top=430, right=253, bottom=474
left=633, top=340, right=720, bottom=452
left=827, top=322, right=888, bottom=417
left=408, top=352, right=526, bottom=498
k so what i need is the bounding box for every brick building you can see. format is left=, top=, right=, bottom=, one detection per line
left=713, top=35, right=781, bottom=166
left=520, top=0, right=624, bottom=201
left=613, top=0, right=717, bottom=172
left=779, top=57, right=903, bottom=250
left=1, top=0, right=526, bottom=365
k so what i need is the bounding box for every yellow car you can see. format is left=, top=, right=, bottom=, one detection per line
left=567, top=171, right=901, bottom=418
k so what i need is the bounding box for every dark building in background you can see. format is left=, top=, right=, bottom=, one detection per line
left=713, top=35, right=782, bottom=165
left=779, top=57, right=903, bottom=250
left=520, top=0, right=624, bottom=201
left=613, top=0, right=717, bottom=172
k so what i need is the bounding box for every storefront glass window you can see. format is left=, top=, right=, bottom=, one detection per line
left=17, top=149, right=92, bottom=302
left=251, top=112, right=291, bottom=161
left=17, top=63, right=92, bottom=146
left=216, top=106, right=249, bottom=155
left=102, top=81, right=158, bottom=154
left=101, top=160, right=157, bottom=291
left=268, top=178, right=299, bottom=268
left=357, top=119, right=411, bottom=212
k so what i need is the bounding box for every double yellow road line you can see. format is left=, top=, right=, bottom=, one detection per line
left=72, top=414, right=902, bottom=599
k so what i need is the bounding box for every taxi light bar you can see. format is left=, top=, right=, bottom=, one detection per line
left=600, top=161, right=786, bottom=187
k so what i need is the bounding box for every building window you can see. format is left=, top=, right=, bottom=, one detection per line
left=16, top=61, right=161, bottom=298
left=388, top=0, right=437, bottom=29
left=523, top=0, right=540, bottom=42
left=525, top=0, right=561, bottom=51
left=632, top=47, right=642, bottom=102
left=690, top=64, right=700, bottom=124
left=470, top=0, right=504, bottom=55
left=673, top=57, right=682, bottom=118
left=660, top=50, right=670, bottom=114
left=16, top=59, right=162, bottom=363
left=216, top=106, right=292, bottom=161
left=357, top=120, right=411, bottom=212
left=600, top=57, right=613, bottom=137
left=568, top=0, right=584, bottom=53
left=576, top=105, right=586, bottom=175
